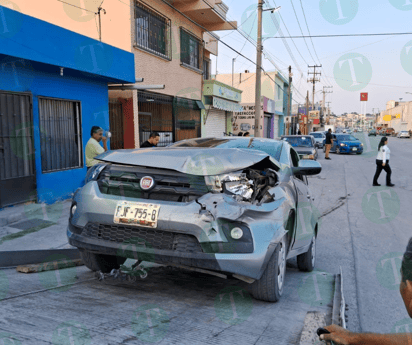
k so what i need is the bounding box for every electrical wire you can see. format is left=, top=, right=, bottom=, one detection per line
left=57, top=0, right=97, bottom=13
left=268, top=32, right=412, bottom=39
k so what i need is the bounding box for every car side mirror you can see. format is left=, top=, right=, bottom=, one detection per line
left=292, top=160, right=322, bottom=176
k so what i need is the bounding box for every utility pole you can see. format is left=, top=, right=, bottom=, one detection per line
left=326, top=101, right=332, bottom=117
left=305, top=90, right=309, bottom=134
left=322, top=86, right=333, bottom=127
left=287, top=66, right=292, bottom=118
left=308, top=65, right=322, bottom=110
left=97, top=6, right=106, bottom=42
left=254, top=2, right=281, bottom=137
left=254, top=0, right=264, bottom=137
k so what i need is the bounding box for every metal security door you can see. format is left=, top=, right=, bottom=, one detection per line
left=0, top=92, right=36, bottom=207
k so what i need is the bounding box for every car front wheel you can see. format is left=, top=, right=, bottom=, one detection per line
left=250, top=236, right=287, bottom=302
left=80, top=250, right=126, bottom=273
left=297, top=236, right=316, bottom=272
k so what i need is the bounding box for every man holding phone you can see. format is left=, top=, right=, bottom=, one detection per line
left=85, top=126, right=108, bottom=170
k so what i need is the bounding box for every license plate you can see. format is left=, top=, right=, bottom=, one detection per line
left=352, top=148, right=357, bottom=151
left=113, top=201, right=160, bottom=228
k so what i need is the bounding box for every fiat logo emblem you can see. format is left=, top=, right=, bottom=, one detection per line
left=140, top=176, right=155, bottom=190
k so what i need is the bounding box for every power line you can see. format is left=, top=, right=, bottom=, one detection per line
left=289, top=0, right=316, bottom=64
left=268, top=32, right=412, bottom=39
left=57, top=0, right=97, bottom=13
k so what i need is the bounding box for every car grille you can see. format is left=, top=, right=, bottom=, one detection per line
left=97, top=165, right=209, bottom=202
left=82, top=222, right=204, bottom=253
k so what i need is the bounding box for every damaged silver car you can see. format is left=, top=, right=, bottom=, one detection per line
left=68, top=137, right=322, bottom=302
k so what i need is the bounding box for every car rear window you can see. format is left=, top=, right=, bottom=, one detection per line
left=282, top=137, right=313, bottom=147
left=310, top=133, right=323, bottom=138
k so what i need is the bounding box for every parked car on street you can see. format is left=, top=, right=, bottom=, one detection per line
left=309, top=132, right=326, bottom=149
left=384, top=128, right=395, bottom=136
left=323, top=134, right=364, bottom=154
left=68, top=137, right=322, bottom=302
left=280, top=135, right=318, bottom=160
left=397, top=130, right=411, bottom=138
left=368, top=129, right=377, bottom=136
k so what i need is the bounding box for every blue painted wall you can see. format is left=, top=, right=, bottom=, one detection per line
left=0, top=57, right=111, bottom=204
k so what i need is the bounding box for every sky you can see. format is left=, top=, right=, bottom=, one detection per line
left=210, top=0, right=412, bottom=115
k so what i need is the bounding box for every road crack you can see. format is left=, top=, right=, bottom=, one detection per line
left=319, top=196, right=348, bottom=219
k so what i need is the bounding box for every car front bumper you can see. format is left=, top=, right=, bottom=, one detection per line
left=68, top=182, right=288, bottom=280
left=339, top=146, right=363, bottom=153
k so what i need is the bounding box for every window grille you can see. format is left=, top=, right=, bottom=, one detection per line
left=180, top=28, right=203, bottom=72
left=135, top=1, right=171, bottom=59
left=38, top=98, right=82, bottom=172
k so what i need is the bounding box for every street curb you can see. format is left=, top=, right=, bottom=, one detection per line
left=0, top=249, right=80, bottom=267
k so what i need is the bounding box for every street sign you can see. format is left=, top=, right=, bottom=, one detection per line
left=360, top=93, right=368, bottom=101
left=309, top=110, right=320, bottom=120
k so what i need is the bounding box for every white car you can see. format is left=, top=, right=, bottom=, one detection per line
left=397, top=131, right=410, bottom=138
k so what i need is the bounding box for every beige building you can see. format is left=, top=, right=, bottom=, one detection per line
left=378, top=101, right=412, bottom=133
left=108, top=0, right=237, bottom=147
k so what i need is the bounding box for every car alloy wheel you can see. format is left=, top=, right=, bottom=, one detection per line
left=277, top=237, right=286, bottom=291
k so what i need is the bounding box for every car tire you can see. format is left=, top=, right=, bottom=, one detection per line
left=250, top=236, right=287, bottom=302
left=80, top=250, right=126, bottom=273
left=297, top=236, right=316, bottom=272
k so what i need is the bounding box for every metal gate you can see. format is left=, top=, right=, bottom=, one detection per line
left=109, top=100, right=124, bottom=150
left=0, top=91, right=36, bottom=207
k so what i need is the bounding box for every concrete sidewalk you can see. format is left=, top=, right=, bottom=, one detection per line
left=0, top=199, right=74, bottom=253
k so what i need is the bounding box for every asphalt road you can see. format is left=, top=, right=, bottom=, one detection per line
left=0, top=133, right=410, bottom=344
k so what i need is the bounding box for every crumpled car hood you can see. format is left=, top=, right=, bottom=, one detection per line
left=95, top=147, right=280, bottom=176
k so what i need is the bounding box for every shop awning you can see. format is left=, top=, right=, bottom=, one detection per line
left=174, top=97, right=205, bottom=110
left=212, top=97, right=243, bottom=112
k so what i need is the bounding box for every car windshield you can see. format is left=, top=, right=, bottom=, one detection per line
left=310, top=133, right=323, bottom=138
left=282, top=137, right=313, bottom=147
left=338, top=135, right=357, bottom=141
left=168, top=138, right=283, bottom=161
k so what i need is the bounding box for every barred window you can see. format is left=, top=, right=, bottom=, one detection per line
left=180, top=28, right=203, bottom=72
left=38, top=98, right=82, bottom=172
left=135, top=1, right=171, bottom=59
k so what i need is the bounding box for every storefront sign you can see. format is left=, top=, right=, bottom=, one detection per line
left=309, top=110, right=320, bottom=120
left=203, top=80, right=242, bottom=102
left=213, top=97, right=243, bottom=112
left=263, top=97, right=276, bottom=114
left=233, top=103, right=264, bottom=136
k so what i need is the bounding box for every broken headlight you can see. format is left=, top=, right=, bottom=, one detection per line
left=204, top=172, right=254, bottom=201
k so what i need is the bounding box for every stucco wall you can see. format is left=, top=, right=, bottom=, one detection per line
left=1, top=0, right=132, bottom=52
left=131, top=0, right=203, bottom=100
left=380, top=102, right=412, bottom=132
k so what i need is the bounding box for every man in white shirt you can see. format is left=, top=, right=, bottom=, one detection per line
left=85, top=126, right=108, bottom=170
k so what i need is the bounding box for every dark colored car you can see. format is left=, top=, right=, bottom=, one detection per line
left=280, top=135, right=318, bottom=160
left=68, top=137, right=322, bottom=302
left=323, top=134, right=363, bottom=154
left=368, top=130, right=377, bottom=136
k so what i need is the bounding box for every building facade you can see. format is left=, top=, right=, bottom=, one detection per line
left=0, top=4, right=135, bottom=207
left=378, top=101, right=412, bottom=133
left=108, top=0, right=237, bottom=147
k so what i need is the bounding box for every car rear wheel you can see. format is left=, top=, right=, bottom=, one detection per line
left=250, top=236, right=287, bottom=302
left=297, top=236, right=316, bottom=272
left=80, top=250, right=126, bottom=273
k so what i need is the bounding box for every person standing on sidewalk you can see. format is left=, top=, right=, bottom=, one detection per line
left=85, top=126, right=108, bottom=171
left=325, top=128, right=333, bottom=160
left=373, top=136, right=395, bottom=187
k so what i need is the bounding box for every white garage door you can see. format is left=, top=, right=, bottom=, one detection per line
left=204, top=109, right=226, bottom=137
